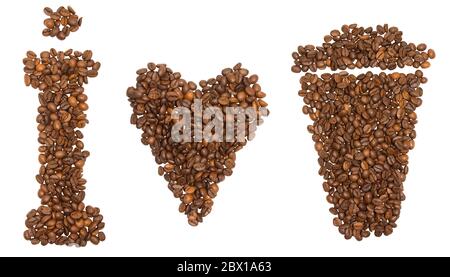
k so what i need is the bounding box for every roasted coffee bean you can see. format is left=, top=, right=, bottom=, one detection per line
left=42, top=6, right=81, bottom=40
left=127, top=63, right=269, bottom=225
left=23, top=49, right=105, bottom=246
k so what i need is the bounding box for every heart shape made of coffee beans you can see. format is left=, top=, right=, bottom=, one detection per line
left=126, top=62, right=269, bottom=226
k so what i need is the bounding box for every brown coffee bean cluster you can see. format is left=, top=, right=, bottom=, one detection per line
left=291, top=24, right=436, bottom=73
left=42, top=6, right=82, bottom=40
left=292, top=24, right=434, bottom=240
left=22, top=49, right=105, bottom=246
left=127, top=63, right=268, bottom=226
left=299, top=71, right=426, bottom=240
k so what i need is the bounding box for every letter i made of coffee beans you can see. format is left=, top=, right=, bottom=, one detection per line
left=22, top=6, right=105, bottom=247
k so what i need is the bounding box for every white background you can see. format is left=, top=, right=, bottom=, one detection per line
left=0, top=0, right=448, bottom=257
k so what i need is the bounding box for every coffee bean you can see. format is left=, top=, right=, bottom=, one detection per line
left=193, top=163, right=206, bottom=172
left=333, top=217, right=341, bottom=227
left=43, top=7, right=53, bottom=16
left=70, top=211, right=83, bottom=220
left=98, top=232, right=106, bottom=241
left=420, top=61, right=431, bottom=69
left=428, top=49, right=436, bottom=59
left=90, top=236, right=99, bottom=245
left=39, top=206, right=51, bottom=215
left=82, top=50, right=93, bottom=60
left=417, top=43, right=427, bottom=51
left=36, top=64, right=46, bottom=72
left=314, top=142, right=323, bottom=152
left=78, top=102, right=89, bottom=111
left=56, top=31, right=66, bottom=40
left=24, top=74, right=31, bottom=86
left=44, top=18, right=54, bottom=29
left=68, top=15, right=79, bottom=26
left=23, top=230, right=32, bottom=240
left=55, top=151, right=65, bottom=159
